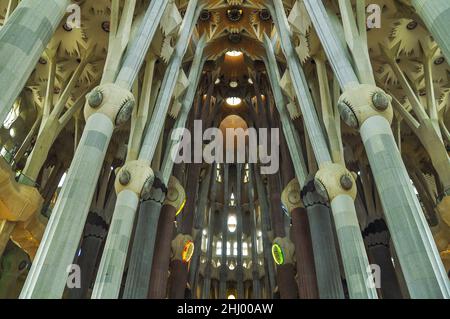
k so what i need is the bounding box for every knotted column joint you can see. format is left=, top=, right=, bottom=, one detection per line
left=337, top=84, right=393, bottom=129
left=114, top=160, right=154, bottom=199
left=281, top=178, right=304, bottom=214
left=314, top=163, right=357, bottom=202
left=84, top=83, right=135, bottom=127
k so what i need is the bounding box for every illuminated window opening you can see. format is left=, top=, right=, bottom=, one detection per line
left=229, top=193, right=235, bottom=206
left=216, top=241, right=222, bottom=255
left=3, top=101, right=20, bottom=129
left=227, top=214, right=237, bottom=232
left=226, top=50, right=243, bottom=57
left=243, top=242, right=248, bottom=256
left=216, top=164, right=222, bottom=182
left=226, top=97, right=242, bottom=106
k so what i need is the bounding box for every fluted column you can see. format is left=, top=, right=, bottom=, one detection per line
left=167, top=234, right=194, bottom=299
left=148, top=176, right=186, bottom=298
left=235, top=165, right=244, bottom=299
left=20, top=0, right=168, bottom=299
left=122, top=174, right=166, bottom=299
left=202, top=165, right=219, bottom=299
left=269, top=0, right=378, bottom=299
left=67, top=212, right=109, bottom=299
left=219, top=165, right=229, bottom=299
left=252, top=165, right=276, bottom=297
left=188, top=166, right=212, bottom=298
left=0, top=0, right=70, bottom=123
left=412, top=0, right=450, bottom=62
left=301, top=177, right=344, bottom=299
left=246, top=175, right=261, bottom=299
left=281, top=179, right=318, bottom=298
left=304, top=0, right=450, bottom=298
left=363, top=218, right=403, bottom=299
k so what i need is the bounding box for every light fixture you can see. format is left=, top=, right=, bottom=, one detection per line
left=248, top=78, right=253, bottom=84
left=215, top=78, right=221, bottom=84
left=229, top=80, right=238, bottom=88
left=182, top=240, right=195, bottom=263
left=175, top=198, right=186, bottom=216
left=226, top=97, right=242, bottom=106
left=226, top=50, right=243, bottom=57
left=272, top=243, right=285, bottom=265
left=227, top=294, right=236, bottom=299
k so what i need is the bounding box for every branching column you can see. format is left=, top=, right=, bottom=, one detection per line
left=20, top=0, right=168, bottom=299
left=304, top=0, right=450, bottom=298
left=147, top=176, right=186, bottom=298
left=122, top=174, right=166, bottom=299
left=412, top=0, right=450, bottom=62
left=91, top=1, right=203, bottom=298
left=267, top=2, right=377, bottom=298
left=0, top=0, right=70, bottom=124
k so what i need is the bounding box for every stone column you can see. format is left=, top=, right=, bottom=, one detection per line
left=363, top=218, right=403, bottom=299
left=272, top=237, right=298, bottom=299
left=303, top=0, right=450, bottom=298
left=202, top=166, right=219, bottom=299
left=167, top=233, right=193, bottom=299
left=188, top=166, right=212, bottom=298
left=235, top=165, right=244, bottom=299
left=122, top=174, right=166, bottom=299
left=252, top=165, right=276, bottom=297
left=267, top=172, right=298, bottom=299
left=411, top=0, right=450, bottom=62
left=247, top=180, right=261, bottom=299
left=301, top=177, right=345, bottom=299
left=20, top=0, right=168, bottom=299
left=91, top=162, right=154, bottom=299
left=0, top=0, right=70, bottom=124
left=67, top=212, right=109, bottom=299
left=269, top=0, right=377, bottom=299
left=148, top=176, right=186, bottom=299
left=219, top=165, right=229, bottom=299
left=281, top=179, right=318, bottom=298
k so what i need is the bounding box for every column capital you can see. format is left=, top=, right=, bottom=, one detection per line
left=114, top=160, right=154, bottom=198
left=337, top=84, right=393, bottom=129
left=314, top=163, right=357, bottom=201
left=84, top=83, right=135, bottom=127
left=164, top=176, right=186, bottom=212
left=281, top=178, right=304, bottom=214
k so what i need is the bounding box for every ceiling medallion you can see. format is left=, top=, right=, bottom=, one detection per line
left=227, top=7, right=243, bottom=22
left=228, top=32, right=242, bottom=44
left=199, top=10, right=211, bottom=22
left=259, top=9, right=271, bottom=21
